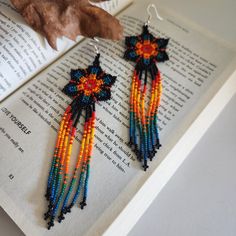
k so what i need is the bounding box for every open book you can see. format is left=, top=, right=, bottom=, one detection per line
left=0, top=0, right=236, bottom=235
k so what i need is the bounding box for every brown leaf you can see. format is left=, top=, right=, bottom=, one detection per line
left=10, top=0, right=123, bottom=50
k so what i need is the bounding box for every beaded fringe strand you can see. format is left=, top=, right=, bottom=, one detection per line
left=129, top=64, right=162, bottom=171
left=44, top=102, right=96, bottom=230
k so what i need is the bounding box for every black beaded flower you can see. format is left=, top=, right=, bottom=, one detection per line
left=63, top=55, right=116, bottom=107
left=124, top=25, right=169, bottom=68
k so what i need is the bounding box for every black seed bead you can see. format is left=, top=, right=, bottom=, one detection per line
left=128, top=140, right=133, bottom=147
left=80, top=200, right=87, bottom=210
left=143, top=160, right=149, bottom=171
left=48, top=202, right=53, bottom=210
left=58, top=214, right=65, bottom=223
left=47, top=217, right=55, bottom=230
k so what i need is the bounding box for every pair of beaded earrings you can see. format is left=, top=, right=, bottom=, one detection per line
left=44, top=4, right=169, bottom=229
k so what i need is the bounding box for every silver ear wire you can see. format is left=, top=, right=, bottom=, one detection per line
left=89, top=37, right=100, bottom=54
left=145, top=4, right=163, bottom=26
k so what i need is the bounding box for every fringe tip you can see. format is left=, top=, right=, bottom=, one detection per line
left=143, top=164, right=149, bottom=171
left=80, top=201, right=87, bottom=210
left=47, top=218, right=55, bottom=230
left=58, top=214, right=65, bottom=223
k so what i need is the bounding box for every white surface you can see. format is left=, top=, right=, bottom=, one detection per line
left=0, top=0, right=236, bottom=235
left=129, top=94, right=236, bottom=236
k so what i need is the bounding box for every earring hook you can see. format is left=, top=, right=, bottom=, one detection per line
left=89, top=37, right=100, bottom=54
left=146, top=4, right=163, bottom=26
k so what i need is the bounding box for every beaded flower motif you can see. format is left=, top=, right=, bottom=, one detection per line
left=124, top=25, right=169, bottom=68
left=63, top=63, right=116, bottom=106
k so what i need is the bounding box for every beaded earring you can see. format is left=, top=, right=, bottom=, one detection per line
left=124, top=4, right=169, bottom=171
left=44, top=38, right=116, bottom=229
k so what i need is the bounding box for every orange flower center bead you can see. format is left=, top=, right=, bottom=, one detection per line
left=136, top=41, right=158, bottom=59
left=77, top=74, right=103, bottom=96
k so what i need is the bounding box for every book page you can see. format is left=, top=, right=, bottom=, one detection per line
left=0, top=1, right=235, bottom=236
left=0, top=0, right=131, bottom=101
